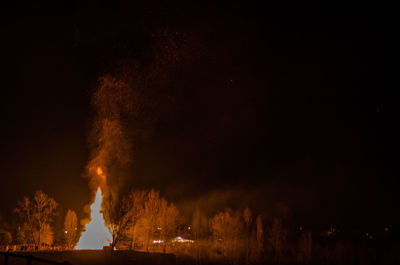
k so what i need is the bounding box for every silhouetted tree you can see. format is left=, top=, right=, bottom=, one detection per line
left=298, top=231, right=312, bottom=264
left=268, top=218, right=287, bottom=264
left=14, top=190, right=57, bottom=248
left=158, top=198, right=179, bottom=252
left=243, top=208, right=252, bottom=265
left=192, top=208, right=208, bottom=240
left=144, top=190, right=161, bottom=252
left=256, top=215, right=264, bottom=260
left=107, top=192, right=137, bottom=249
left=192, top=208, right=209, bottom=264
left=15, top=226, right=26, bottom=245
left=64, top=209, right=78, bottom=249
left=127, top=190, right=146, bottom=250
left=0, top=230, right=12, bottom=248
left=212, top=208, right=244, bottom=264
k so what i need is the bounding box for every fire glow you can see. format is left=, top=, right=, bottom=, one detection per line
left=76, top=187, right=111, bottom=249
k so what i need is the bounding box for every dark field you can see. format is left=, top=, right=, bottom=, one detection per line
left=0, top=250, right=176, bottom=265
left=2, top=243, right=400, bottom=265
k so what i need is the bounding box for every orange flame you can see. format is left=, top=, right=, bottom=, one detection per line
left=96, top=167, right=104, bottom=177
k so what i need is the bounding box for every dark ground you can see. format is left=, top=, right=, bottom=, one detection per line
left=0, top=250, right=175, bottom=265
left=2, top=243, right=400, bottom=265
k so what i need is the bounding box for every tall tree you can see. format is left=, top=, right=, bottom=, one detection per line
left=192, top=208, right=208, bottom=240
left=106, top=190, right=148, bottom=249
left=14, top=190, right=57, bottom=248
left=299, top=232, right=312, bottom=263
left=127, top=190, right=146, bottom=250
left=243, top=208, right=252, bottom=265
left=0, top=230, right=12, bottom=248
left=158, top=199, right=179, bottom=253
left=256, top=215, right=264, bottom=259
left=107, top=193, right=133, bottom=249
left=268, top=218, right=287, bottom=264
left=64, top=210, right=78, bottom=249
left=0, top=216, right=12, bottom=248
left=192, top=208, right=209, bottom=264
left=15, top=226, right=27, bottom=245
left=144, top=190, right=161, bottom=252
left=212, top=208, right=244, bottom=263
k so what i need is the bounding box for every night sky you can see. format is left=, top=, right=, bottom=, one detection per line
left=0, top=1, right=399, bottom=234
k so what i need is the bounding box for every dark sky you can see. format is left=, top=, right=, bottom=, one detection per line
left=0, top=1, right=399, bottom=233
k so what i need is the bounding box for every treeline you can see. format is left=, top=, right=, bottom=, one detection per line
left=0, top=189, right=283, bottom=257
left=0, top=189, right=181, bottom=252
left=0, top=190, right=63, bottom=249
left=1, top=189, right=398, bottom=265
left=105, top=189, right=180, bottom=252
left=0, top=189, right=306, bottom=264
left=181, top=208, right=292, bottom=265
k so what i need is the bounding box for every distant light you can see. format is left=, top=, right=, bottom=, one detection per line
left=385, top=227, right=389, bottom=232
left=188, top=226, right=191, bottom=230
left=64, top=231, right=68, bottom=234
left=153, top=240, right=163, bottom=244
left=299, top=226, right=303, bottom=231
left=172, top=236, right=194, bottom=243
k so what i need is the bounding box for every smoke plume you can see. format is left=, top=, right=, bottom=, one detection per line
left=87, top=74, right=134, bottom=198
left=84, top=29, right=198, bottom=202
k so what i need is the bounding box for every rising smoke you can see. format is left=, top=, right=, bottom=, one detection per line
left=83, top=29, right=198, bottom=206
left=87, top=74, right=134, bottom=197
